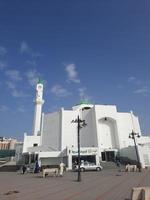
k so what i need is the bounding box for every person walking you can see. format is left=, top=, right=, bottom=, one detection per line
left=116, top=159, right=121, bottom=172
left=59, top=162, right=65, bottom=177
left=22, top=165, right=26, bottom=174
left=34, top=161, right=40, bottom=173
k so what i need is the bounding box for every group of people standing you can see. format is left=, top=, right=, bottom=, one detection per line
left=22, top=161, right=40, bottom=174
left=22, top=161, right=65, bottom=176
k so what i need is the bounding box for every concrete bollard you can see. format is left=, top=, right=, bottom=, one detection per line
left=131, top=187, right=143, bottom=200
left=131, top=187, right=150, bottom=200
left=141, top=187, right=150, bottom=200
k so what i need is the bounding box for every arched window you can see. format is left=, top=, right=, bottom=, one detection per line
left=98, top=117, right=117, bottom=149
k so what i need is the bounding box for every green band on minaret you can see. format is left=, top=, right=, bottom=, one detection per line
left=38, top=78, right=43, bottom=84
left=79, top=99, right=91, bottom=105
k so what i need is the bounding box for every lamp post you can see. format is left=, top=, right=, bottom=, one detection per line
left=129, top=130, right=141, bottom=172
left=72, top=115, right=87, bottom=182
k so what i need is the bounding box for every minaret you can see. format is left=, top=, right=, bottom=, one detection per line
left=32, top=79, right=44, bottom=136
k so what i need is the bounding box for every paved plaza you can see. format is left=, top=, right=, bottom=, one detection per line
left=0, top=169, right=150, bottom=200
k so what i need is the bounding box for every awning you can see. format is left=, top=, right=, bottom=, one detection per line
left=27, top=145, right=58, bottom=153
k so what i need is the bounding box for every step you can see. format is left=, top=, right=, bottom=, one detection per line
left=0, top=165, right=21, bottom=172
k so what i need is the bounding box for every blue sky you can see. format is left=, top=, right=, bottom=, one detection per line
left=0, top=0, right=150, bottom=140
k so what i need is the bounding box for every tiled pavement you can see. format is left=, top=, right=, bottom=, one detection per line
left=0, top=169, right=150, bottom=200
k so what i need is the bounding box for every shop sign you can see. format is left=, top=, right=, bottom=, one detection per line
left=71, top=148, right=97, bottom=155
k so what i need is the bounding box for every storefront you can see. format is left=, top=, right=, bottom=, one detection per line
left=67, top=147, right=100, bottom=170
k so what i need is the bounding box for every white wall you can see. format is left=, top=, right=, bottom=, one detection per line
left=98, top=119, right=117, bottom=149
left=94, top=105, right=119, bottom=151
left=42, top=112, right=61, bottom=151
left=138, top=136, right=150, bottom=144
left=138, top=145, right=150, bottom=168
left=23, top=134, right=40, bottom=153
left=117, top=113, right=141, bottom=149
left=80, top=108, right=98, bottom=147
left=95, top=105, right=117, bottom=120
left=61, top=110, right=79, bottom=150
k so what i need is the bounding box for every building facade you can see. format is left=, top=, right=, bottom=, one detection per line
left=0, top=137, right=17, bottom=150
left=23, top=82, right=150, bottom=169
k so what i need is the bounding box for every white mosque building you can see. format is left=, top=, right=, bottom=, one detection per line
left=23, top=81, right=150, bottom=170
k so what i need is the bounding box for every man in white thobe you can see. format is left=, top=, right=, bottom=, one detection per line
left=59, top=162, right=65, bottom=176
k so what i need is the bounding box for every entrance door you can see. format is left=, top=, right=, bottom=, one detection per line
left=101, top=151, right=115, bottom=162
left=101, top=152, right=106, bottom=161
left=106, top=151, right=115, bottom=161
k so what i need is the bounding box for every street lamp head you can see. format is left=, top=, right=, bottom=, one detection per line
left=82, top=121, right=87, bottom=127
left=131, top=130, right=135, bottom=135
left=71, top=119, right=78, bottom=123
left=137, top=134, right=140, bottom=138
